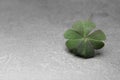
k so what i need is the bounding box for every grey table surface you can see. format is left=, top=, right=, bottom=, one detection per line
left=0, top=0, right=120, bottom=80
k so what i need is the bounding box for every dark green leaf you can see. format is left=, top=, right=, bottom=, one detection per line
left=89, top=39, right=104, bottom=49
left=72, top=20, right=96, bottom=36
left=66, top=39, right=83, bottom=49
left=88, top=30, right=106, bottom=41
left=64, top=29, right=82, bottom=39
left=77, top=40, right=95, bottom=58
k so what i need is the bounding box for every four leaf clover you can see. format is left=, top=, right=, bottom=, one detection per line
left=64, top=20, right=106, bottom=58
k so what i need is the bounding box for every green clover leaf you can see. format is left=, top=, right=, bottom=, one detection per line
left=64, top=20, right=106, bottom=58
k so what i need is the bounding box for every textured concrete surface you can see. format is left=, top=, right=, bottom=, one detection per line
left=0, top=0, right=120, bottom=80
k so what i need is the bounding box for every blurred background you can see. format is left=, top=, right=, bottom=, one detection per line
left=0, top=0, right=120, bottom=80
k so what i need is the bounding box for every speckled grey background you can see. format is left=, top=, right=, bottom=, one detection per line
left=0, top=0, right=120, bottom=80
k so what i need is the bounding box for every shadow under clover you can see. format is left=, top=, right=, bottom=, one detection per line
left=65, top=48, right=104, bottom=59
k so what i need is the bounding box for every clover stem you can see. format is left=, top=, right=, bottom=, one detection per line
left=83, top=37, right=88, bottom=42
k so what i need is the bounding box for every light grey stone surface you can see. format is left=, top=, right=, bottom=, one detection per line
left=0, top=0, right=120, bottom=80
